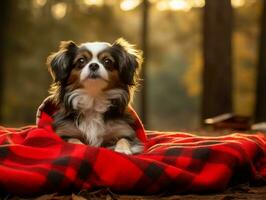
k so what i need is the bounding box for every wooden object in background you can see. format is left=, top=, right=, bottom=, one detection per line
left=202, top=0, right=233, bottom=124
left=205, top=113, right=251, bottom=131
left=255, top=0, right=266, bottom=123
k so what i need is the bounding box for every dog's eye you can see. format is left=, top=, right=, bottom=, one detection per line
left=78, top=58, right=85, bottom=64
left=76, top=58, right=86, bottom=69
left=103, top=58, right=113, bottom=69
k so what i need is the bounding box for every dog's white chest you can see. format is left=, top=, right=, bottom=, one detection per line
left=74, top=94, right=110, bottom=147
left=77, top=110, right=106, bottom=147
left=69, top=88, right=130, bottom=147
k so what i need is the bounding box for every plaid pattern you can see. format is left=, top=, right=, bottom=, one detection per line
left=0, top=99, right=265, bottom=196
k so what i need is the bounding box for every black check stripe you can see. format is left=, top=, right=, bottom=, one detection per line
left=0, top=147, right=9, bottom=159
left=77, top=160, right=92, bottom=181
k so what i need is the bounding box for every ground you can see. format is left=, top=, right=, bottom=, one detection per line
left=7, top=186, right=266, bottom=200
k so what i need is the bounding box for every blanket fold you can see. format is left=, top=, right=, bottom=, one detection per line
left=0, top=98, right=265, bottom=196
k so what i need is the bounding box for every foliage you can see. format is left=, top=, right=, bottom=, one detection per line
left=1, top=0, right=262, bottom=130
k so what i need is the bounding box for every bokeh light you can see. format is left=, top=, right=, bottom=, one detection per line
left=32, top=0, right=47, bottom=8
left=120, top=0, right=142, bottom=11
left=83, top=0, right=104, bottom=6
left=51, top=2, right=67, bottom=20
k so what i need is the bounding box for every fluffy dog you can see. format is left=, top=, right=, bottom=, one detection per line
left=46, top=38, right=143, bottom=154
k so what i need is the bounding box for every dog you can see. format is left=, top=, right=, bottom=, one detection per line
left=46, top=38, right=143, bottom=154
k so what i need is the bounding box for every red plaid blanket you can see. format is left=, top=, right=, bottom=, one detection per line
left=0, top=99, right=265, bottom=196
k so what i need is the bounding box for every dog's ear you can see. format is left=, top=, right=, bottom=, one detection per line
left=112, top=38, right=143, bottom=86
left=47, top=41, right=78, bottom=82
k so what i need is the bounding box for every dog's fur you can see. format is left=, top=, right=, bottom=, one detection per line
left=47, top=38, right=143, bottom=154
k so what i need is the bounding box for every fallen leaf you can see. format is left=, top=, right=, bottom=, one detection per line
left=72, top=194, right=87, bottom=200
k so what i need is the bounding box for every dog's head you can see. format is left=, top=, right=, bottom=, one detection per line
left=47, top=38, right=142, bottom=99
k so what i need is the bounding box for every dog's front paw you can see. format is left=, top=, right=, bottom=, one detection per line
left=114, top=138, right=132, bottom=155
left=67, top=138, right=83, bottom=144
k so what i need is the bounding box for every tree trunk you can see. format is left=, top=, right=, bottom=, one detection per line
left=0, top=0, right=12, bottom=122
left=255, top=0, right=266, bottom=122
left=140, top=0, right=149, bottom=127
left=202, top=0, right=233, bottom=122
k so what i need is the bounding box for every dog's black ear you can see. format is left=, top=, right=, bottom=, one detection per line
left=47, top=41, right=78, bottom=82
left=112, top=38, right=143, bottom=86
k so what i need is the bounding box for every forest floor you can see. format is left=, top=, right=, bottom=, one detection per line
left=7, top=185, right=266, bottom=200
left=4, top=129, right=266, bottom=200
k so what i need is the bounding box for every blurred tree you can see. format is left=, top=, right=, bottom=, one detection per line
left=202, top=0, right=233, bottom=122
left=140, top=0, right=149, bottom=127
left=255, top=0, right=266, bottom=122
left=0, top=0, right=12, bottom=122
left=0, top=0, right=261, bottom=130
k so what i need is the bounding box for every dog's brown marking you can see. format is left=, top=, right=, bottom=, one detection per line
left=67, top=69, right=82, bottom=90
left=74, top=49, right=92, bottom=64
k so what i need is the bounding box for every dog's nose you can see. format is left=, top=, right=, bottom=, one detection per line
left=89, top=63, right=99, bottom=71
